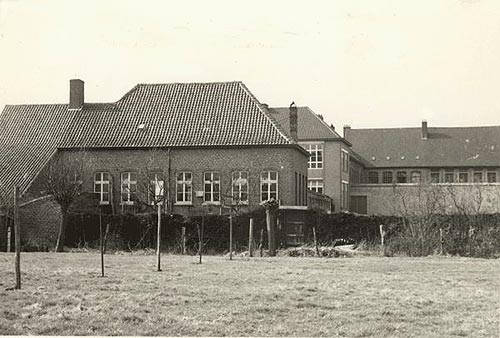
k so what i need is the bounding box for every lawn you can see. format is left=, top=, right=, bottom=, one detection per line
left=0, top=253, right=498, bottom=337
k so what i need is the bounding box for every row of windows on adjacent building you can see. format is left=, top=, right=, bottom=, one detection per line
left=354, top=169, right=498, bottom=185
left=93, top=171, right=280, bottom=205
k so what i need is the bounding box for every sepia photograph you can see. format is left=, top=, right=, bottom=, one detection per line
left=0, top=0, right=499, bottom=337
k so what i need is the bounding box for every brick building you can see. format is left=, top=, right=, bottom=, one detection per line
left=269, top=106, right=352, bottom=211
left=0, top=80, right=312, bottom=248
left=345, top=122, right=500, bottom=215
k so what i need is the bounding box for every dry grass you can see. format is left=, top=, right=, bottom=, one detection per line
left=0, top=253, right=498, bottom=337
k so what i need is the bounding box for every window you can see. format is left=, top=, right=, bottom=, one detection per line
left=341, top=181, right=349, bottom=210
left=232, top=171, right=249, bottom=204
left=121, top=172, right=137, bottom=204
left=458, top=172, right=468, bottom=183
left=444, top=171, right=454, bottom=183
left=382, top=171, right=393, bottom=184
left=341, top=149, right=349, bottom=172
left=367, top=171, right=379, bottom=184
left=396, top=171, right=407, bottom=183
left=308, top=179, right=324, bottom=194
left=149, top=173, right=164, bottom=205
left=410, top=171, right=421, bottom=184
left=430, top=171, right=440, bottom=183
left=94, top=172, right=111, bottom=204
left=176, top=172, right=192, bottom=204
left=473, top=171, right=483, bottom=183
left=204, top=172, right=220, bottom=203
left=306, top=144, right=323, bottom=169
left=487, top=171, right=497, bottom=183
left=261, top=171, right=278, bottom=202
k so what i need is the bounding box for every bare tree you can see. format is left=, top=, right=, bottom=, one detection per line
left=43, top=152, right=85, bottom=252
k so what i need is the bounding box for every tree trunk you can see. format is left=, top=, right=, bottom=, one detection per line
left=55, top=207, right=69, bottom=252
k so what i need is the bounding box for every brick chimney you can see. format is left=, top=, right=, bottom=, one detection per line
left=69, top=79, right=84, bottom=109
left=343, top=125, right=351, bottom=139
left=421, top=120, right=428, bottom=139
left=289, top=102, right=298, bottom=141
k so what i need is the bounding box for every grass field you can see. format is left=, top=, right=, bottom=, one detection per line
left=0, top=253, right=498, bottom=337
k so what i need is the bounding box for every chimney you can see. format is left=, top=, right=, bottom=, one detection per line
left=289, top=102, right=298, bottom=141
left=343, top=125, right=351, bottom=139
left=421, top=120, right=428, bottom=139
left=69, top=79, right=84, bottom=109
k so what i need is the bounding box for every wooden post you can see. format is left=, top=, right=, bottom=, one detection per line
left=156, top=204, right=161, bottom=271
left=14, top=186, right=21, bottom=290
left=7, top=226, right=11, bottom=253
left=266, top=209, right=276, bottom=256
left=379, top=224, right=385, bottom=246
left=248, top=218, right=254, bottom=257
left=229, top=215, right=233, bottom=260
left=313, top=227, right=320, bottom=257
left=99, top=208, right=104, bottom=277
left=181, top=227, right=186, bottom=255
left=439, top=228, right=444, bottom=255
left=259, top=228, right=264, bottom=257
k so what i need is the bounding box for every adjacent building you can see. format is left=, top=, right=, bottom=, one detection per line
left=345, top=122, right=500, bottom=215
left=269, top=106, right=352, bottom=211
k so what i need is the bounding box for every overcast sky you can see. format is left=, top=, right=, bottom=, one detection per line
left=0, top=0, right=499, bottom=133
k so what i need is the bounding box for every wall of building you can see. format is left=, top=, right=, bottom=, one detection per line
left=29, top=146, right=308, bottom=216
left=351, top=183, right=500, bottom=215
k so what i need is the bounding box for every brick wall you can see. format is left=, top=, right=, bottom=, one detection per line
left=30, top=146, right=308, bottom=216
left=19, top=196, right=61, bottom=249
left=351, top=183, right=500, bottom=215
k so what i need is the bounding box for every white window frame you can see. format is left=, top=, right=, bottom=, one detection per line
left=261, top=171, right=278, bottom=202
left=176, top=172, right=192, bottom=205
left=341, top=180, right=349, bottom=210
left=341, top=149, right=349, bottom=173
left=487, top=171, right=497, bottom=183
left=410, top=171, right=421, bottom=184
left=473, top=171, right=483, bottom=183
left=306, top=144, right=323, bottom=169
left=149, top=173, right=164, bottom=205
left=121, top=172, right=137, bottom=205
left=308, top=179, right=324, bottom=194
left=204, top=171, right=221, bottom=204
left=94, top=172, right=111, bottom=205
left=232, top=171, right=249, bottom=205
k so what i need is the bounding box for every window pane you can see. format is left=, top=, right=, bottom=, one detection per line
left=185, top=172, right=192, bottom=181
left=411, top=171, right=421, bottom=183
left=129, top=172, right=137, bottom=182
left=103, top=183, right=109, bottom=193
left=487, top=172, right=497, bottom=183
left=241, top=192, right=248, bottom=202
left=270, top=172, right=277, bottom=181
left=459, top=173, right=468, bottom=183
left=102, top=193, right=110, bottom=202
left=94, top=184, right=101, bottom=193
left=177, top=173, right=184, bottom=181
left=204, top=193, right=211, bottom=201
left=383, top=171, right=393, bottom=184
left=94, top=173, right=100, bottom=182
left=430, top=172, right=440, bottom=183
left=177, top=193, right=184, bottom=202
left=270, top=183, right=277, bottom=192
left=444, top=172, right=454, bottom=183
left=204, top=172, right=211, bottom=181
left=204, top=184, right=212, bottom=193
left=213, top=172, right=220, bottom=181
left=473, top=172, right=483, bottom=183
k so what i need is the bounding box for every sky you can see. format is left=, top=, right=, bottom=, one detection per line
left=0, top=0, right=499, bottom=134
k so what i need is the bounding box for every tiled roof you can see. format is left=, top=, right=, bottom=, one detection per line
left=268, top=106, right=349, bottom=144
left=345, top=126, right=500, bottom=168
left=0, top=104, right=75, bottom=198
left=60, top=82, right=293, bottom=148
left=0, top=81, right=298, bottom=198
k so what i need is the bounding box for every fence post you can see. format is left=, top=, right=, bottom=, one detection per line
left=313, top=227, right=320, bottom=257
left=7, top=226, right=11, bottom=253
left=181, top=227, right=186, bottom=255
left=156, top=204, right=161, bottom=272
left=439, top=228, right=444, bottom=255
left=379, top=224, right=386, bottom=256
left=229, top=215, right=233, bottom=261
left=99, top=208, right=104, bottom=277
left=259, top=228, right=264, bottom=257
left=14, top=186, right=21, bottom=290
left=248, top=218, right=254, bottom=257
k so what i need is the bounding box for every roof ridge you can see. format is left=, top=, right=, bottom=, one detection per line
left=303, top=106, right=342, bottom=138
left=237, top=82, right=294, bottom=145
